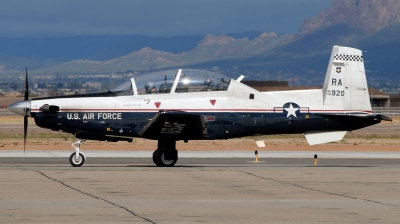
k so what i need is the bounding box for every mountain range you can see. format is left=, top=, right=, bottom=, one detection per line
left=1, top=0, right=400, bottom=88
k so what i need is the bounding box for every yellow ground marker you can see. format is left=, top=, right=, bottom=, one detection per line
left=314, top=154, right=318, bottom=166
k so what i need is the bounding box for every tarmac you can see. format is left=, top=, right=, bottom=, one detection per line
left=0, top=151, right=399, bottom=223
left=1, top=150, right=400, bottom=158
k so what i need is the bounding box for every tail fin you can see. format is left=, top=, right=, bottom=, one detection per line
left=322, top=46, right=371, bottom=112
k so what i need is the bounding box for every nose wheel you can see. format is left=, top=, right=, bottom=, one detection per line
left=69, top=152, right=85, bottom=167
left=69, top=138, right=86, bottom=167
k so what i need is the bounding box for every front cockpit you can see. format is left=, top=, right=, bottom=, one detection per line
left=108, top=80, right=133, bottom=96
left=109, top=69, right=232, bottom=96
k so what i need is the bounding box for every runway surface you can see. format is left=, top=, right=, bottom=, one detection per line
left=1, top=150, right=400, bottom=158
left=1, top=156, right=399, bottom=223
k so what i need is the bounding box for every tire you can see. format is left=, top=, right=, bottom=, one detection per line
left=152, top=149, right=177, bottom=167
left=152, top=150, right=163, bottom=167
left=69, top=152, right=85, bottom=167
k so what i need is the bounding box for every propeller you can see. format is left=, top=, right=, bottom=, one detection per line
left=6, top=67, right=31, bottom=153
left=23, top=67, right=29, bottom=153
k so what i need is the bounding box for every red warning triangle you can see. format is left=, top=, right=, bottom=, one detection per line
left=210, top=99, right=216, bottom=106
left=154, top=102, right=161, bottom=108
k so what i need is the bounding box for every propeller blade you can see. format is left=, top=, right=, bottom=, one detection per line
left=25, top=67, right=29, bottom=101
left=23, top=115, right=27, bottom=154
left=23, top=67, right=29, bottom=153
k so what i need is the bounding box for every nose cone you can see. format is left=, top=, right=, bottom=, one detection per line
left=7, top=100, right=31, bottom=116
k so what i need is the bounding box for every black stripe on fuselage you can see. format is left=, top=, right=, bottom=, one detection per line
left=32, top=111, right=380, bottom=140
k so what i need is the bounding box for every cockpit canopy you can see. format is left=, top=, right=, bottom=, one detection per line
left=109, top=69, right=232, bottom=96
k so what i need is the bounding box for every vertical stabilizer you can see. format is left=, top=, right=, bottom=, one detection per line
left=322, top=46, right=371, bottom=111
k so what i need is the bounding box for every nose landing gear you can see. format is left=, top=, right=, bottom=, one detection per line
left=69, top=138, right=86, bottom=167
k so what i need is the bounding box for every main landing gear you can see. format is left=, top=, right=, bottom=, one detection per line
left=69, top=138, right=86, bottom=167
left=152, top=140, right=178, bottom=167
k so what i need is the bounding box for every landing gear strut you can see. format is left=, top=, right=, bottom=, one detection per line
left=69, top=138, right=86, bottom=167
left=152, top=140, right=178, bottom=167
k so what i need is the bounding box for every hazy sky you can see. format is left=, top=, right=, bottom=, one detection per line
left=0, top=0, right=331, bottom=37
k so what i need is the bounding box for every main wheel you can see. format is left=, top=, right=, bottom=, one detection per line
left=152, top=149, right=177, bottom=167
left=160, top=151, right=177, bottom=167
left=69, top=152, right=85, bottom=167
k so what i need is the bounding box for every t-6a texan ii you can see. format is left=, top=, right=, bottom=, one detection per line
left=8, top=46, right=391, bottom=167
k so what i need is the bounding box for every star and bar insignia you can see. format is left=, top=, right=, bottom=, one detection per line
left=274, top=102, right=309, bottom=118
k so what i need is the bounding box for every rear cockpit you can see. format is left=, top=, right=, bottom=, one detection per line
left=109, top=69, right=232, bottom=96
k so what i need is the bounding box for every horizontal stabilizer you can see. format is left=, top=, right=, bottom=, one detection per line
left=304, top=131, right=347, bottom=145
left=376, top=114, right=392, bottom=122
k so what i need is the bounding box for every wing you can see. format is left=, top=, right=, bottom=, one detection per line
left=137, top=110, right=209, bottom=140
